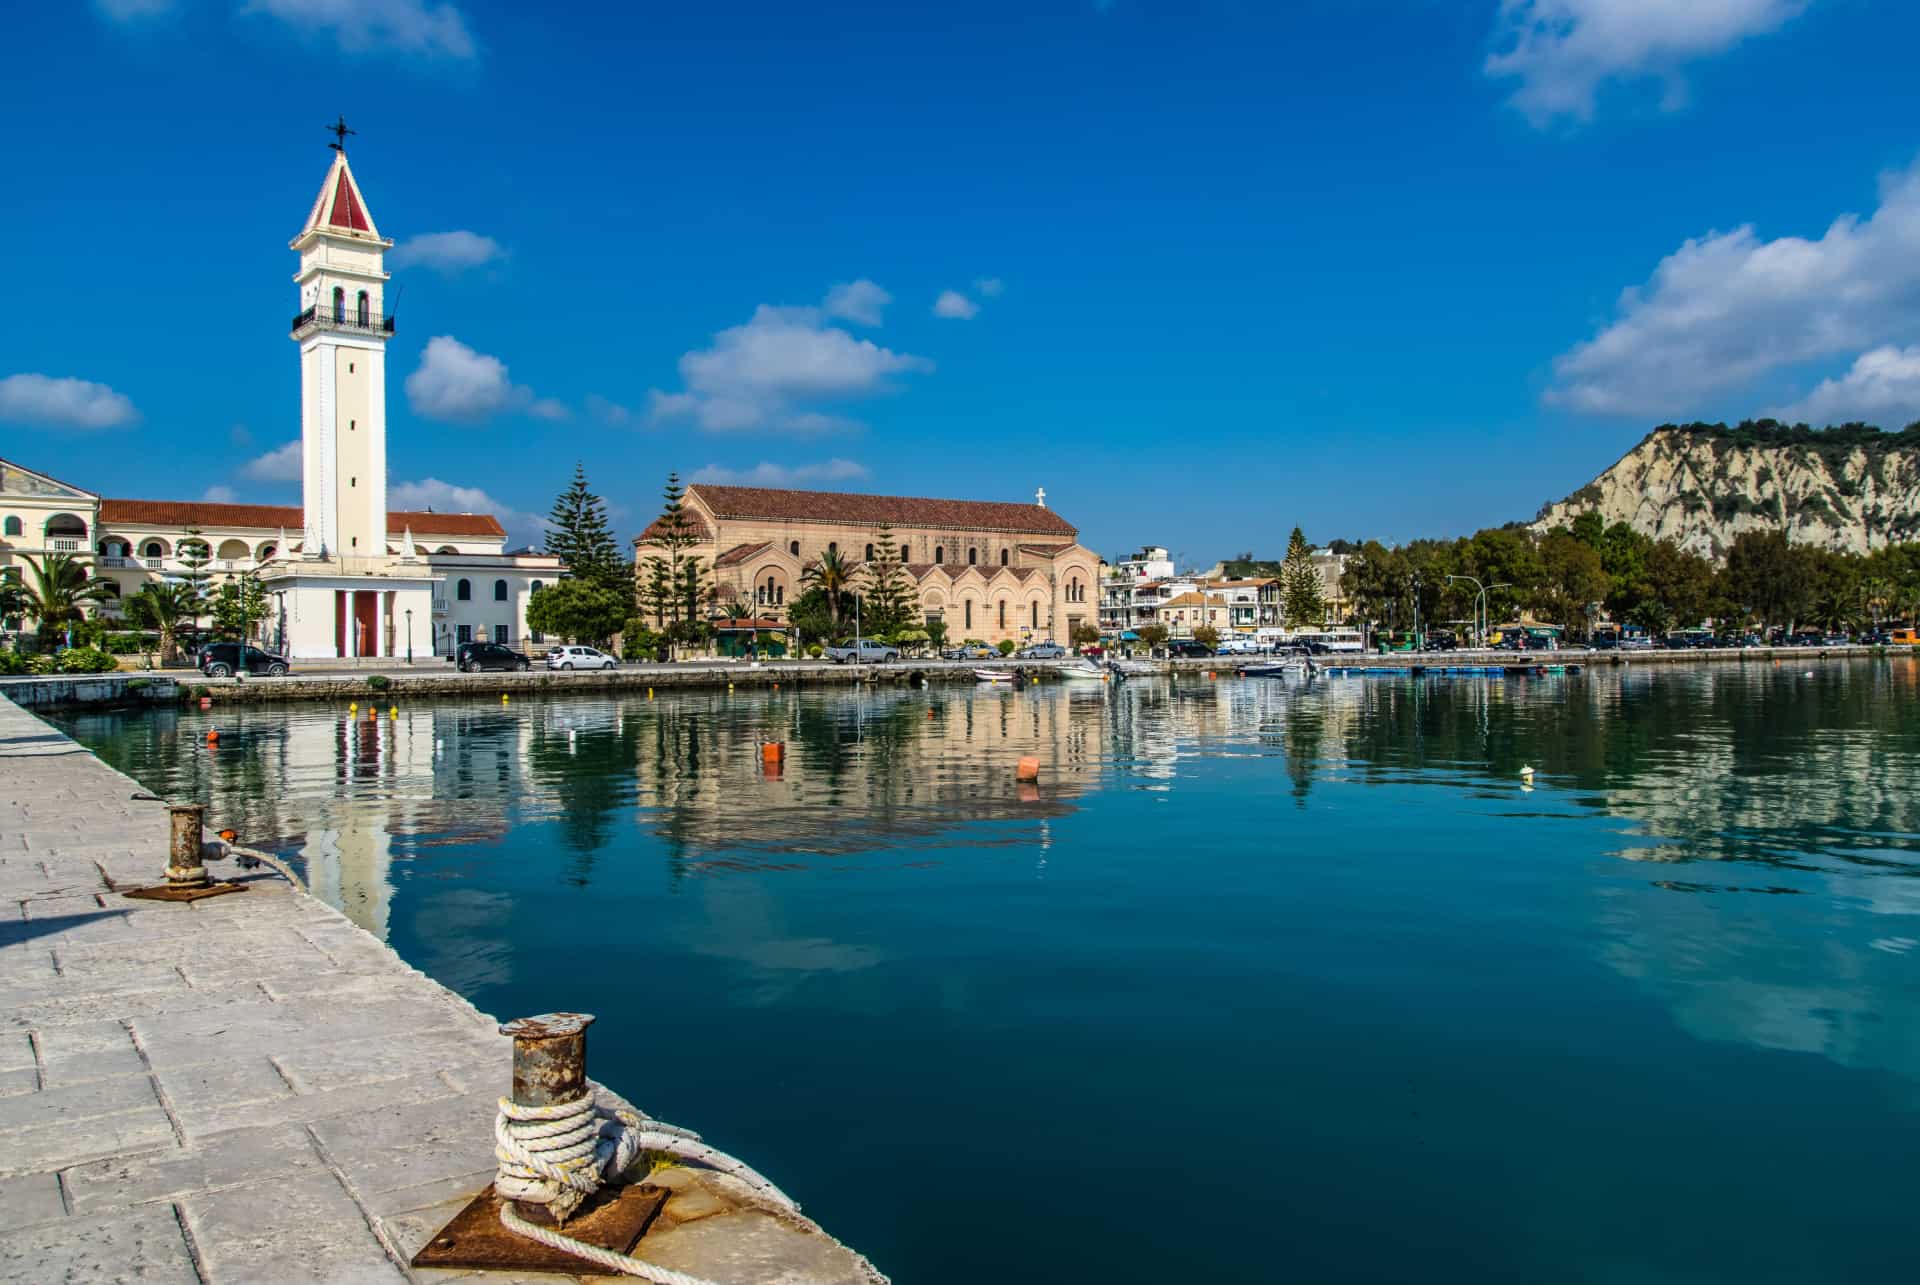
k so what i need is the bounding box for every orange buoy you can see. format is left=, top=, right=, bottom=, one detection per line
left=927, top=708, right=936, bottom=719
left=1017, top=782, right=1041, bottom=804
left=219, top=828, right=237, bottom=842
left=205, top=729, right=219, bottom=743
left=761, top=742, right=785, bottom=764
left=1015, top=756, right=1040, bottom=782
left=198, top=697, right=212, bottom=710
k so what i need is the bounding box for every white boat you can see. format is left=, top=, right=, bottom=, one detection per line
left=1057, top=661, right=1107, bottom=682
left=1107, top=659, right=1157, bottom=678
left=974, top=668, right=1016, bottom=683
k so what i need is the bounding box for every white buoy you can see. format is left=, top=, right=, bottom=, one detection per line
left=1519, top=765, right=1536, bottom=784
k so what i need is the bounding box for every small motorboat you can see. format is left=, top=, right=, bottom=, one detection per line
left=974, top=668, right=1016, bottom=684
left=1057, top=661, right=1107, bottom=682
left=1107, top=659, right=1156, bottom=679
left=1241, top=650, right=1316, bottom=679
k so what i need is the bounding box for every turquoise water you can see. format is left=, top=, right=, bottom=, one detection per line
left=53, top=662, right=1920, bottom=1283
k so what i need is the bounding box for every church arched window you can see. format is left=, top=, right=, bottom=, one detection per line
left=356, top=291, right=370, bottom=327
left=1000, top=549, right=1009, bottom=567
left=332, top=287, right=345, bottom=322
left=2, top=517, right=19, bottom=537
left=789, top=540, right=800, bottom=556
left=828, top=541, right=838, bottom=557
left=865, top=543, right=874, bottom=561
left=934, top=546, right=944, bottom=564
left=531, top=580, right=544, bottom=594
left=493, top=579, right=508, bottom=601
left=968, top=547, right=978, bottom=566
left=456, top=578, right=472, bottom=601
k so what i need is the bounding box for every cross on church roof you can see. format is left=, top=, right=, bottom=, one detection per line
left=327, top=115, right=355, bottom=152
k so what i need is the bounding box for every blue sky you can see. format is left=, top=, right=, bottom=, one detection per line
left=5, top=0, right=1920, bottom=561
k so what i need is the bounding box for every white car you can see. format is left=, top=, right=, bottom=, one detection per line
left=1215, top=636, right=1260, bottom=655
left=546, top=645, right=617, bottom=672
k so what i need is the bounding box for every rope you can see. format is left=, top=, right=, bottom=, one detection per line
left=492, top=1090, right=798, bottom=1281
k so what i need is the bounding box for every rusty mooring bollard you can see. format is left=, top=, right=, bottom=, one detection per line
left=167, top=804, right=210, bottom=888
left=499, top=1013, right=595, bottom=1224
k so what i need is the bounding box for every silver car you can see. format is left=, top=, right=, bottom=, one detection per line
left=545, top=645, right=617, bottom=671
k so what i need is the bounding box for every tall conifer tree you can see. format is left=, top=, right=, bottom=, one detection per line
left=543, top=464, right=622, bottom=588
left=1282, top=526, right=1326, bottom=627
left=859, top=522, right=914, bottom=638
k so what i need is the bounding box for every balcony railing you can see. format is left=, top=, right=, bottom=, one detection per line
left=291, top=305, right=397, bottom=338
left=99, top=556, right=131, bottom=568
left=49, top=538, right=80, bottom=552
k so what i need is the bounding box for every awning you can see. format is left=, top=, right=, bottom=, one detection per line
left=1120, top=631, right=1139, bottom=640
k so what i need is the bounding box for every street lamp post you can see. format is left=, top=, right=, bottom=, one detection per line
left=1412, top=572, right=1422, bottom=650
left=1445, top=574, right=1485, bottom=648
left=404, top=608, right=413, bottom=664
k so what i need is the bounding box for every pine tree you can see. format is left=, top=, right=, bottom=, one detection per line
left=859, top=522, right=915, bottom=638
left=176, top=527, right=211, bottom=631
left=643, top=473, right=709, bottom=655
left=543, top=464, right=623, bottom=588
left=1282, top=526, right=1326, bottom=628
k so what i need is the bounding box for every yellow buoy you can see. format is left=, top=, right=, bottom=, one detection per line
left=348, top=702, right=357, bottom=713
left=648, top=687, right=654, bottom=699
left=389, top=707, right=397, bottom=719
left=502, top=694, right=510, bottom=703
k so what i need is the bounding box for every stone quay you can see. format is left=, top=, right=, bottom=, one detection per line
left=0, top=693, right=884, bottom=1284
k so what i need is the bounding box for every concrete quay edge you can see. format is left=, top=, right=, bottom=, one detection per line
left=0, top=692, right=887, bottom=1285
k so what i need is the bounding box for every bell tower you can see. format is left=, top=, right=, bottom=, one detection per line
left=290, top=122, right=391, bottom=563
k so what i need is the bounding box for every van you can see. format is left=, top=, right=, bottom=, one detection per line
left=1891, top=627, right=1919, bottom=646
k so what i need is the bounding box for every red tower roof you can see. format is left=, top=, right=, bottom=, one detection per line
left=299, top=151, right=382, bottom=242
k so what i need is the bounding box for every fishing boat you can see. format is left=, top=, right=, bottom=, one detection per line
left=974, top=668, right=1016, bottom=684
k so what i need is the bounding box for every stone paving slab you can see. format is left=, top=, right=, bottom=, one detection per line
left=0, top=694, right=887, bottom=1284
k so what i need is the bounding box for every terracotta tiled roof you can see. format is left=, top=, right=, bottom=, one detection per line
left=98, top=499, right=504, bottom=539
left=687, top=484, right=1077, bottom=536
left=713, top=541, right=774, bottom=568
left=636, top=512, right=714, bottom=544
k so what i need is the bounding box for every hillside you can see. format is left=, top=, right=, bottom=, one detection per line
left=1532, top=421, right=1920, bottom=559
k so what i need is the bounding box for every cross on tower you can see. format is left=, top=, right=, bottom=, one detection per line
left=327, top=115, right=356, bottom=152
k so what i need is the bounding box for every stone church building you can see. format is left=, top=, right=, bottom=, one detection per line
left=645, top=484, right=1101, bottom=647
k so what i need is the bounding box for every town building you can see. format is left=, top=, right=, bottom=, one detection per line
left=0, top=138, right=558, bottom=657
left=639, top=484, right=1101, bottom=647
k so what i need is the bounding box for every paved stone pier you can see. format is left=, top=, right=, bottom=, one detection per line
left=0, top=696, right=885, bottom=1285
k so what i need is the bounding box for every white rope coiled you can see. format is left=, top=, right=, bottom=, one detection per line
left=493, top=1091, right=798, bottom=1283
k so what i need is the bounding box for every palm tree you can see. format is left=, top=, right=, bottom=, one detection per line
left=125, top=581, right=200, bottom=664
left=17, top=553, right=112, bottom=646
left=801, top=548, right=855, bottom=634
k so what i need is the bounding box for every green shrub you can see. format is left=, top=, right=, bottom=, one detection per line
left=997, top=639, right=1016, bottom=656
left=26, top=654, right=57, bottom=675
left=0, top=652, right=24, bottom=676
left=806, top=643, right=824, bottom=659
left=125, top=678, right=150, bottom=691
left=192, top=685, right=211, bottom=699
left=366, top=675, right=392, bottom=692
left=55, top=647, right=120, bottom=674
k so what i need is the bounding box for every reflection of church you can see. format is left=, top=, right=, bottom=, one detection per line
left=0, top=132, right=559, bottom=657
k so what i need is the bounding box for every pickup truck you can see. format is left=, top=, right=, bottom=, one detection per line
left=824, top=638, right=900, bottom=664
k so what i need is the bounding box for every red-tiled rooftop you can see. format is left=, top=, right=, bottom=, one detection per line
left=98, top=499, right=504, bottom=539
left=713, top=541, right=773, bottom=568
left=687, top=484, right=1078, bottom=537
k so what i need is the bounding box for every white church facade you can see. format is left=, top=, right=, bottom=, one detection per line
left=0, top=141, right=560, bottom=659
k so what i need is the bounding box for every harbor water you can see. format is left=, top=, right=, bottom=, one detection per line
left=52, top=659, right=1920, bottom=1283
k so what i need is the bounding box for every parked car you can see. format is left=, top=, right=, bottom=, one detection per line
left=1662, top=630, right=1716, bottom=650
left=1618, top=635, right=1655, bottom=652
left=824, top=638, right=899, bottom=664
left=1215, top=636, right=1260, bottom=656
left=1015, top=641, right=1068, bottom=659
left=546, top=645, right=617, bottom=671
left=455, top=641, right=531, bottom=672
left=1719, top=632, right=1765, bottom=648
left=1859, top=628, right=1892, bottom=646
left=942, top=643, right=998, bottom=660
left=199, top=642, right=289, bottom=677
left=1421, top=629, right=1458, bottom=652
left=1167, top=640, right=1215, bottom=659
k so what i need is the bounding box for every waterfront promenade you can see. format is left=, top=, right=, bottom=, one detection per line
left=0, top=695, right=882, bottom=1283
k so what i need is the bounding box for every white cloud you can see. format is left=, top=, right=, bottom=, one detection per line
left=649, top=302, right=932, bottom=432
left=405, top=336, right=548, bottom=423
left=974, top=277, right=1005, bottom=298
left=822, top=279, right=891, bottom=326
left=389, top=230, right=505, bottom=273
left=390, top=477, right=547, bottom=549
left=528, top=398, right=569, bottom=421
left=0, top=373, right=138, bottom=429
left=585, top=394, right=634, bottom=426
left=932, top=290, right=980, bottom=320
left=242, top=441, right=303, bottom=482
left=1486, top=0, right=1809, bottom=126
left=240, top=0, right=476, bottom=58
left=201, top=485, right=238, bottom=504
left=94, top=0, right=176, bottom=19
left=690, top=459, right=871, bottom=487
left=1773, top=347, right=1920, bottom=427
left=1547, top=159, right=1920, bottom=417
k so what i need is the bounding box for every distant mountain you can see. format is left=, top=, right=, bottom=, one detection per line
left=1533, top=421, right=1920, bottom=559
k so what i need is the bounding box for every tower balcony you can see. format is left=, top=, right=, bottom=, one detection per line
left=291, top=306, right=396, bottom=340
